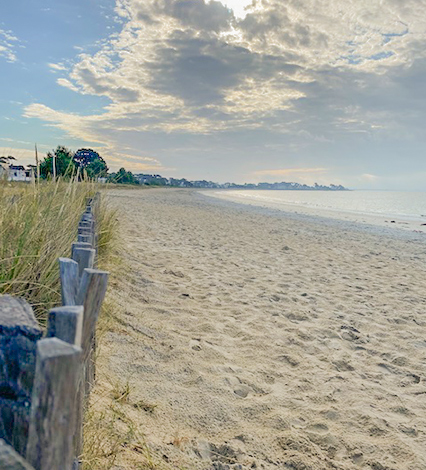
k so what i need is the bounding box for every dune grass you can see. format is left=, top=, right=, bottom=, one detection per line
left=0, top=178, right=117, bottom=323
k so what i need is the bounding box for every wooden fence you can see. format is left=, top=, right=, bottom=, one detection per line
left=0, top=193, right=109, bottom=470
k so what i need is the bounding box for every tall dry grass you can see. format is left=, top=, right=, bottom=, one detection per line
left=0, top=178, right=117, bottom=323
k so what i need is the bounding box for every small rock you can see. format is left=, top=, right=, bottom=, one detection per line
left=196, top=440, right=211, bottom=460
left=234, top=385, right=251, bottom=398
left=190, top=340, right=202, bottom=351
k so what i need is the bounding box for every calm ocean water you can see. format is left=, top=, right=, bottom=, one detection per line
left=211, top=190, right=426, bottom=222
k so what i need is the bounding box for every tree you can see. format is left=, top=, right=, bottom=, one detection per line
left=0, top=155, right=16, bottom=165
left=40, top=146, right=76, bottom=178
left=73, top=148, right=108, bottom=179
left=109, top=168, right=137, bottom=184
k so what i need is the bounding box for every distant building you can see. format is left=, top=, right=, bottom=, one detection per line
left=135, top=174, right=170, bottom=185
left=8, top=165, right=32, bottom=182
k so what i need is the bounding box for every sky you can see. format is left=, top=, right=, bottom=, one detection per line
left=1, top=0, right=426, bottom=189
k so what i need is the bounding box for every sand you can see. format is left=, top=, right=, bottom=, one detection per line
left=96, top=188, right=426, bottom=470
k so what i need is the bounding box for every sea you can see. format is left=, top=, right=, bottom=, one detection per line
left=205, top=190, right=426, bottom=231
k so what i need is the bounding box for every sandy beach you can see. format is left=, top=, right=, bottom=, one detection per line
left=94, top=188, right=426, bottom=470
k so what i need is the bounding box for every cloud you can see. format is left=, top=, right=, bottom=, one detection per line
left=136, top=0, right=235, bottom=32
left=253, top=168, right=327, bottom=176
left=0, top=29, right=20, bottom=62
left=57, top=78, right=80, bottom=92
left=23, top=103, right=170, bottom=172
left=361, top=173, right=379, bottom=181
left=22, top=0, right=426, bottom=184
left=48, top=62, right=68, bottom=72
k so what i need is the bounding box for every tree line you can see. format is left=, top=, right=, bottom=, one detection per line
left=39, top=146, right=108, bottom=179
left=2, top=146, right=139, bottom=184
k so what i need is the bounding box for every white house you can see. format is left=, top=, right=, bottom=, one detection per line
left=8, top=165, right=32, bottom=182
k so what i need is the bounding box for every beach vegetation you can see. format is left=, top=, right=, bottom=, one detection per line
left=38, top=146, right=109, bottom=180
left=73, top=148, right=109, bottom=178
left=111, top=379, right=132, bottom=404
left=0, top=177, right=116, bottom=322
left=0, top=155, right=16, bottom=164
left=39, top=145, right=76, bottom=178
left=133, top=400, right=158, bottom=413
left=108, top=167, right=138, bottom=184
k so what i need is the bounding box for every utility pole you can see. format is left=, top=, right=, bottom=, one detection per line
left=35, top=144, right=40, bottom=182
left=52, top=151, right=56, bottom=181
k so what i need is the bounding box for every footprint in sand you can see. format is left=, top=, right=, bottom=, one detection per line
left=306, top=423, right=329, bottom=434
left=224, top=376, right=252, bottom=398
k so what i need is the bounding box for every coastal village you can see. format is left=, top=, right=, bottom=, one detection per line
left=1, top=149, right=347, bottom=190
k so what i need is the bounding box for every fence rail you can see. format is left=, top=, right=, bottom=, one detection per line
left=0, top=193, right=108, bottom=470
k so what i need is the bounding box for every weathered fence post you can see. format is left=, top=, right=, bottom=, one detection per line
left=58, top=258, right=79, bottom=306
left=77, top=234, right=92, bottom=245
left=80, top=213, right=93, bottom=223
left=71, top=242, right=92, bottom=255
left=78, top=221, right=92, bottom=229
left=0, top=439, right=35, bottom=470
left=46, top=306, right=84, bottom=470
left=79, top=212, right=95, bottom=249
left=71, top=245, right=95, bottom=279
left=46, top=306, right=83, bottom=347
left=26, top=338, right=82, bottom=470
left=76, top=269, right=108, bottom=395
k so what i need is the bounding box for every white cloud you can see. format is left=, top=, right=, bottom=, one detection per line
left=48, top=62, right=68, bottom=72
left=253, top=168, right=327, bottom=176
left=0, top=29, right=20, bottom=62
left=361, top=173, right=379, bottom=181
left=57, top=78, right=80, bottom=92
left=221, top=0, right=252, bottom=19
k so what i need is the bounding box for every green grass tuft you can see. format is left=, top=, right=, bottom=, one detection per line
left=0, top=178, right=115, bottom=323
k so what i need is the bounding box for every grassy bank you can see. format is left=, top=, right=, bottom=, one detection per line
left=0, top=178, right=117, bottom=323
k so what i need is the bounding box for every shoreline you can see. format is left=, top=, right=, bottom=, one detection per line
left=198, top=189, right=426, bottom=242
left=201, top=189, right=426, bottom=236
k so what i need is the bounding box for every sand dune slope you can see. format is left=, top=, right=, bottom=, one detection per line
left=100, top=189, right=426, bottom=470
